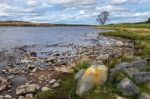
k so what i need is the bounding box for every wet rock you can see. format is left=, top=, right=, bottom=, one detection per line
left=31, top=68, right=37, bottom=73
left=25, top=94, right=34, bottom=99
left=0, top=51, right=6, bottom=62
left=41, top=87, right=51, bottom=91
left=46, top=57, right=56, bottom=63
left=76, top=64, right=108, bottom=96
left=117, top=78, right=139, bottom=96
left=132, top=72, right=150, bottom=84
left=28, top=65, right=35, bottom=70
left=30, top=52, right=37, bottom=57
left=57, top=60, right=68, bottom=65
left=75, top=69, right=85, bottom=80
left=18, top=96, right=25, bottom=99
left=139, top=93, right=150, bottom=99
left=16, top=84, right=40, bottom=95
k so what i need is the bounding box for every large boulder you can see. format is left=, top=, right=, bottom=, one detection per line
left=76, top=65, right=108, bottom=96
left=117, top=78, right=139, bottom=96
left=132, top=72, right=150, bottom=84
left=111, top=59, right=148, bottom=76
left=75, top=69, right=85, bottom=80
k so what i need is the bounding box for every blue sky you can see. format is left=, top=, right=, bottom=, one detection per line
left=0, top=0, right=150, bottom=24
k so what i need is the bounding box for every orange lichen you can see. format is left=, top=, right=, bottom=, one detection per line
left=82, top=65, right=108, bottom=85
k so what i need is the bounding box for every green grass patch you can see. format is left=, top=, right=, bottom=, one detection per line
left=138, top=83, right=150, bottom=94
left=98, top=23, right=150, bottom=58
left=36, top=61, right=118, bottom=99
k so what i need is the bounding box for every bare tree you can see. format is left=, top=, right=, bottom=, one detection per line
left=96, top=11, right=109, bottom=25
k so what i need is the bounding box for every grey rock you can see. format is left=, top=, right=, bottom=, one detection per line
left=16, top=84, right=40, bottom=95
left=111, top=62, right=131, bottom=76
left=124, top=68, right=139, bottom=78
left=96, top=54, right=110, bottom=60
left=139, top=93, right=150, bottom=99
left=131, top=59, right=147, bottom=70
left=75, top=69, right=85, bottom=80
left=49, top=79, right=56, bottom=84
left=30, top=52, right=37, bottom=57
left=76, top=65, right=108, bottom=96
left=4, top=95, right=12, bottom=99
left=133, top=72, right=150, bottom=84
left=111, top=59, right=148, bottom=76
left=18, top=96, right=25, bottom=99
left=52, top=82, right=60, bottom=88
left=117, top=78, right=139, bottom=96
left=41, top=87, right=51, bottom=91
left=28, top=65, right=35, bottom=70
left=76, top=75, right=95, bottom=96
left=0, top=77, right=9, bottom=92
left=25, top=94, right=34, bottom=99
left=0, top=52, right=6, bottom=62
left=115, top=41, right=124, bottom=46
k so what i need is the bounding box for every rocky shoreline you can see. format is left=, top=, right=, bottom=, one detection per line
left=0, top=35, right=139, bottom=99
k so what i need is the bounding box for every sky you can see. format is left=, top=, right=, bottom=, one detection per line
left=0, top=0, right=150, bottom=24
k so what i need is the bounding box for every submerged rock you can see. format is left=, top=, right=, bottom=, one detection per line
left=117, top=78, right=139, bottom=96
left=76, top=64, right=108, bottom=96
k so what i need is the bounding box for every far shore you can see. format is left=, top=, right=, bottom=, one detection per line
left=0, top=21, right=96, bottom=27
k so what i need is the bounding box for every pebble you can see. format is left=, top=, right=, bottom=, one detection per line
left=52, top=82, right=60, bottom=88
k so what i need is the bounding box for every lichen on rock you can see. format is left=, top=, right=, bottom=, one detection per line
left=75, top=64, right=108, bottom=96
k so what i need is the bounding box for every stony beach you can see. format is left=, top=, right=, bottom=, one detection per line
left=0, top=32, right=137, bottom=99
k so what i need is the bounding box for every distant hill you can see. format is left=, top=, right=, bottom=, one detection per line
left=0, top=21, right=93, bottom=27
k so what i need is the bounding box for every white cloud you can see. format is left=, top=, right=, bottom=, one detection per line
left=47, top=0, right=96, bottom=7
left=111, top=0, right=139, bottom=5
left=27, top=0, right=40, bottom=6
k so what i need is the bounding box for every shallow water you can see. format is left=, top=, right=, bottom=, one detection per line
left=0, top=26, right=116, bottom=55
left=0, top=26, right=100, bottom=46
